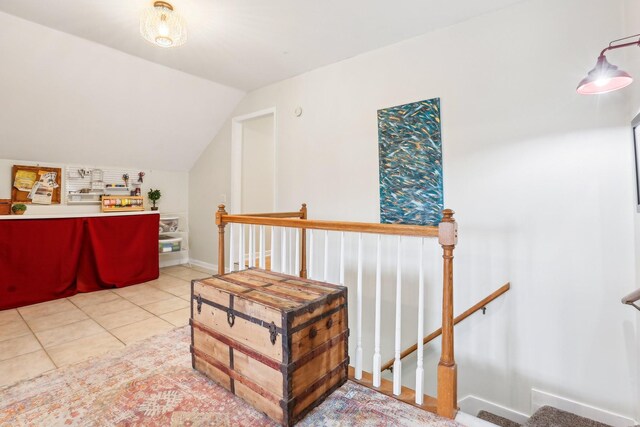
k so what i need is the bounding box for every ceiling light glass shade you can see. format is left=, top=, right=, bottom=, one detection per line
left=140, top=1, right=187, bottom=48
left=576, top=55, right=633, bottom=95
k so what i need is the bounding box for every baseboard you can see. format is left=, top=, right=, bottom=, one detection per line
left=531, top=389, right=638, bottom=427
left=456, top=411, right=503, bottom=427
left=458, top=395, right=530, bottom=425
left=190, top=251, right=273, bottom=274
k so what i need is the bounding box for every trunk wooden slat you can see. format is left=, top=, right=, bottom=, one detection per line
left=190, top=268, right=349, bottom=426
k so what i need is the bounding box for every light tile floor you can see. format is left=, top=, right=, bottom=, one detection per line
left=0, top=264, right=210, bottom=388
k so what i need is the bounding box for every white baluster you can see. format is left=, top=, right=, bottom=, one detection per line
left=290, top=228, right=295, bottom=275
left=270, top=227, right=275, bottom=271
left=286, top=228, right=291, bottom=275
left=239, top=225, right=245, bottom=271
left=252, top=225, right=257, bottom=268
left=355, top=233, right=363, bottom=380
left=309, top=230, right=314, bottom=279
left=415, top=238, right=425, bottom=404
left=281, top=227, right=287, bottom=274
left=259, top=226, right=266, bottom=269
left=295, top=228, right=300, bottom=277
left=393, top=236, right=402, bottom=395
left=249, top=225, right=255, bottom=268
left=323, top=230, right=329, bottom=281
left=229, top=223, right=235, bottom=272
left=372, top=234, right=382, bottom=387
left=339, top=232, right=345, bottom=285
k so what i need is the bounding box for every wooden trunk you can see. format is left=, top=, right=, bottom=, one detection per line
left=190, top=268, right=349, bottom=426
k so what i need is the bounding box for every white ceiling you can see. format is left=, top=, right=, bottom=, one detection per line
left=0, top=0, right=526, bottom=91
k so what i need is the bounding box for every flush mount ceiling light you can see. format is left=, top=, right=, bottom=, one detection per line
left=577, top=34, right=639, bottom=95
left=140, top=1, right=187, bottom=48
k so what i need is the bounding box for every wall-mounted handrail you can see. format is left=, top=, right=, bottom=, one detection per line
left=622, top=288, right=640, bottom=311
left=381, top=282, right=511, bottom=372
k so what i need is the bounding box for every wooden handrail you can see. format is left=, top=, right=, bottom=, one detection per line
left=235, top=211, right=304, bottom=218
left=216, top=205, right=228, bottom=275
left=220, top=215, right=439, bottom=238
left=300, top=204, right=308, bottom=278
left=380, top=282, right=511, bottom=372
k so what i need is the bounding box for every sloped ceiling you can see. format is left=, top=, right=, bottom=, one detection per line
left=0, top=11, right=244, bottom=171
left=0, top=0, right=527, bottom=91
left=0, top=1, right=530, bottom=171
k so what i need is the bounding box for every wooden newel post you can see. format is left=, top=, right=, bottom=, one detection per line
left=215, top=204, right=228, bottom=275
left=299, top=203, right=308, bottom=278
left=437, top=209, right=458, bottom=418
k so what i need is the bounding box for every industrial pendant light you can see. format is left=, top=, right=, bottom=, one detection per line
left=577, top=34, right=638, bottom=95
left=577, top=55, right=633, bottom=95
left=140, top=1, right=188, bottom=48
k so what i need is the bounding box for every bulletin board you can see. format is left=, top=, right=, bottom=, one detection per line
left=11, top=165, right=62, bottom=204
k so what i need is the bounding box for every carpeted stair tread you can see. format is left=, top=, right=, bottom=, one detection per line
left=525, top=406, right=613, bottom=427
left=477, top=410, right=522, bottom=427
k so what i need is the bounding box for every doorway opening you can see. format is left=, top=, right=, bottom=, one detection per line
left=231, top=108, right=277, bottom=269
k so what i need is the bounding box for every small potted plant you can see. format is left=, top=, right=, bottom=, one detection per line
left=11, top=203, right=27, bottom=215
left=148, top=189, right=161, bottom=211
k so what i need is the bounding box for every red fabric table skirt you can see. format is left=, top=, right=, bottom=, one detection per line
left=0, top=213, right=159, bottom=310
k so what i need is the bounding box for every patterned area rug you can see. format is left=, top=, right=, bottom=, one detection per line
left=0, top=326, right=460, bottom=426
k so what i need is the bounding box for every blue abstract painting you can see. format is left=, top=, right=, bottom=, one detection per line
left=378, top=98, right=443, bottom=225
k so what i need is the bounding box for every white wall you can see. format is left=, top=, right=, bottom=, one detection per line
left=0, top=159, right=188, bottom=216
left=0, top=10, right=244, bottom=172
left=241, top=115, right=275, bottom=213
left=624, top=1, right=640, bottom=422
left=190, top=0, right=639, bottom=419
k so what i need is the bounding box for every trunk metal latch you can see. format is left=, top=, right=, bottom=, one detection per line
left=269, top=322, right=277, bottom=345
left=227, top=309, right=236, bottom=327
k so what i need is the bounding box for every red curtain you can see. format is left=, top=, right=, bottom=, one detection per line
left=0, top=214, right=159, bottom=310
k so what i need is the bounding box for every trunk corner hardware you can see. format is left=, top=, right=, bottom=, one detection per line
left=269, top=322, right=277, bottom=345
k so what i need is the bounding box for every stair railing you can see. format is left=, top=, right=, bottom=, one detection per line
left=215, top=203, right=458, bottom=418
left=381, top=282, right=511, bottom=372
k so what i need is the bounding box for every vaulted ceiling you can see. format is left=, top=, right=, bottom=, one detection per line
left=0, top=11, right=243, bottom=171
left=0, top=0, right=527, bottom=91
left=0, top=0, right=528, bottom=171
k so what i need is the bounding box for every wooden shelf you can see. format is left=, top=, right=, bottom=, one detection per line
left=67, top=200, right=102, bottom=205
left=69, top=192, right=104, bottom=196
left=102, top=206, right=145, bottom=212
left=101, top=195, right=144, bottom=212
